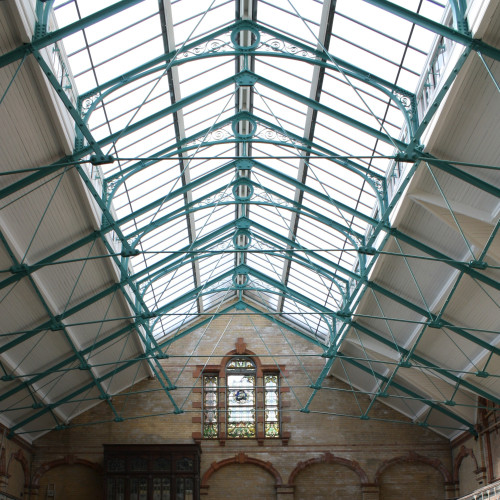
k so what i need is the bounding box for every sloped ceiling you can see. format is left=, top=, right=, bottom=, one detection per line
left=0, top=0, right=499, bottom=442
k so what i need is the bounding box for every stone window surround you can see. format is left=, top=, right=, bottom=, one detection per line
left=191, top=338, right=291, bottom=446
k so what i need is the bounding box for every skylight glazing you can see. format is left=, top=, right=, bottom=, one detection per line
left=51, top=0, right=447, bottom=343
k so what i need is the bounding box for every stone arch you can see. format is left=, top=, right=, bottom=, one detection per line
left=8, top=449, right=30, bottom=487
left=288, top=452, right=369, bottom=486
left=201, top=452, right=283, bottom=488
left=32, top=455, right=103, bottom=487
left=453, top=445, right=479, bottom=483
left=194, top=338, right=281, bottom=379
left=374, top=451, right=452, bottom=484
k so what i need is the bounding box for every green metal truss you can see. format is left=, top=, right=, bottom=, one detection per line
left=0, top=0, right=499, bottom=439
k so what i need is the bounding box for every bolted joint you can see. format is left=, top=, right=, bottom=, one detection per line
left=336, top=310, right=351, bottom=321
left=235, top=300, right=246, bottom=310
left=234, top=72, right=259, bottom=86
left=235, top=216, right=252, bottom=229
left=358, top=246, right=377, bottom=255
left=235, top=158, right=254, bottom=170
left=141, top=312, right=157, bottom=320
left=10, top=263, right=30, bottom=275
left=469, top=260, right=488, bottom=270
left=90, top=154, right=115, bottom=165
left=428, top=318, right=444, bottom=329
left=121, top=248, right=141, bottom=257
left=394, top=152, right=418, bottom=163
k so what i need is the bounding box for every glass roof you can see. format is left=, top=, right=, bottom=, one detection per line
left=50, top=0, right=447, bottom=344
left=3, top=0, right=500, bottom=443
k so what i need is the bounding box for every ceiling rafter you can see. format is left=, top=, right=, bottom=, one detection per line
left=0, top=0, right=498, bottom=441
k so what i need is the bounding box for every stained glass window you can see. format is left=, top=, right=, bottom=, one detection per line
left=264, top=375, right=280, bottom=438
left=202, top=374, right=218, bottom=439
left=226, top=357, right=256, bottom=438
left=202, top=357, right=280, bottom=439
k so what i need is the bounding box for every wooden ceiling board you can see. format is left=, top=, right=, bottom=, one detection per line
left=0, top=279, right=51, bottom=336
left=413, top=326, right=487, bottom=372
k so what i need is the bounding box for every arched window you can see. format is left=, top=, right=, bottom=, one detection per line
left=226, top=357, right=256, bottom=438
left=201, top=355, right=280, bottom=440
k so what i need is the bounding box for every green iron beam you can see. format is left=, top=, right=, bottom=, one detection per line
left=8, top=355, right=149, bottom=436
left=137, top=235, right=349, bottom=307
left=80, top=20, right=415, bottom=108
left=252, top=71, right=407, bottom=150
left=0, top=323, right=136, bottom=405
left=249, top=220, right=357, bottom=284
left=0, top=231, right=122, bottom=420
left=421, top=153, right=500, bottom=200
left=32, top=49, right=105, bottom=158
left=337, top=352, right=477, bottom=434
left=362, top=0, right=500, bottom=61
left=0, top=0, right=146, bottom=68
left=350, top=320, right=500, bottom=405
left=368, top=281, right=500, bottom=356
left=390, top=228, right=500, bottom=291
left=243, top=302, right=327, bottom=349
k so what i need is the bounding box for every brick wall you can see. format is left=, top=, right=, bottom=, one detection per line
left=0, top=427, right=32, bottom=500
left=29, top=311, right=467, bottom=499
left=451, top=399, right=500, bottom=498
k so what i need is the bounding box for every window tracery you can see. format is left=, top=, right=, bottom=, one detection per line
left=200, top=344, right=284, bottom=442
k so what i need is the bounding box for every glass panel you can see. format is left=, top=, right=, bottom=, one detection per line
left=130, top=477, right=148, bottom=500
left=117, top=478, right=125, bottom=500
left=227, top=358, right=255, bottom=370
left=203, top=374, right=218, bottom=439
left=185, top=478, right=194, bottom=500
left=139, top=478, right=148, bottom=500
left=227, top=371, right=256, bottom=438
left=153, top=478, right=161, bottom=500
left=106, top=478, right=113, bottom=500
left=153, top=477, right=171, bottom=500
left=130, top=479, right=138, bottom=500
left=264, top=375, right=280, bottom=438
left=176, top=478, right=184, bottom=500
left=174, top=478, right=194, bottom=500
left=226, top=357, right=256, bottom=438
left=106, top=477, right=126, bottom=500
left=162, top=478, right=171, bottom=500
